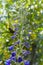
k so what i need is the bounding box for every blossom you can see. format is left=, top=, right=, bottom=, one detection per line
left=11, top=35, right=16, bottom=39
left=22, top=50, right=31, bottom=56
left=17, top=56, right=23, bottom=63
left=11, top=51, right=16, bottom=57
left=15, top=28, right=18, bottom=31
left=14, top=32, right=17, bottom=35
left=24, top=60, right=30, bottom=65
left=23, top=42, right=30, bottom=48
left=8, top=46, right=14, bottom=51
left=14, top=40, right=20, bottom=45
left=4, top=59, right=11, bottom=65
left=10, top=56, right=17, bottom=62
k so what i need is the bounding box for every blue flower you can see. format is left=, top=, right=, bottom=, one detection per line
left=22, top=50, right=31, bottom=56
left=8, top=46, right=14, bottom=51
left=24, top=60, right=30, bottom=65
left=16, top=40, right=20, bottom=44
left=5, top=59, right=11, bottom=65
left=14, top=32, right=17, bottom=35
left=10, top=56, right=17, bottom=62
left=23, top=42, right=30, bottom=48
left=15, top=28, right=18, bottom=31
left=12, top=57, right=17, bottom=62
left=17, top=56, right=23, bottom=63
left=5, top=62, right=10, bottom=65
left=11, top=35, right=16, bottom=39
left=14, top=40, right=20, bottom=45
left=11, top=51, right=16, bottom=57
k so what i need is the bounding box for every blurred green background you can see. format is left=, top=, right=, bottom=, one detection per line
left=0, top=0, right=43, bottom=65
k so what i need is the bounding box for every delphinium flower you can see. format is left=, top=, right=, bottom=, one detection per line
left=4, top=50, right=16, bottom=65
left=15, top=28, right=18, bottom=31
left=4, top=59, right=11, bottom=65
left=24, top=60, right=30, bottom=65
left=23, top=41, right=30, bottom=48
left=4, top=38, right=31, bottom=65
left=10, top=56, right=17, bottom=62
left=22, top=50, right=31, bottom=56
left=16, top=40, right=20, bottom=44
left=11, top=27, right=18, bottom=39
left=17, top=56, right=23, bottom=63
left=8, top=46, right=14, bottom=51
left=14, top=40, right=20, bottom=46
left=11, top=51, right=16, bottom=57
left=11, top=35, right=16, bottom=39
left=14, top=32, right=17, bottom=35
left=4, top=25, right=31, bottom=65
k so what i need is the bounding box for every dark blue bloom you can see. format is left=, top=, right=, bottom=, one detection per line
left=17, top=56, right=23, bottom=63
left=24, top=60, right=30, bottom=65
left=8, top=46, right=14, bottom=51
left=11, top=51, right=16, bottom=57
left=12, top=57, right=17, bottom=62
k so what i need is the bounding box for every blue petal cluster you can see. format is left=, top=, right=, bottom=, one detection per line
left=17, top=56, right=23, bottom=63
left=8, top=46, right=14, bottom=51
left=24, top=60, right=30, bottom=65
